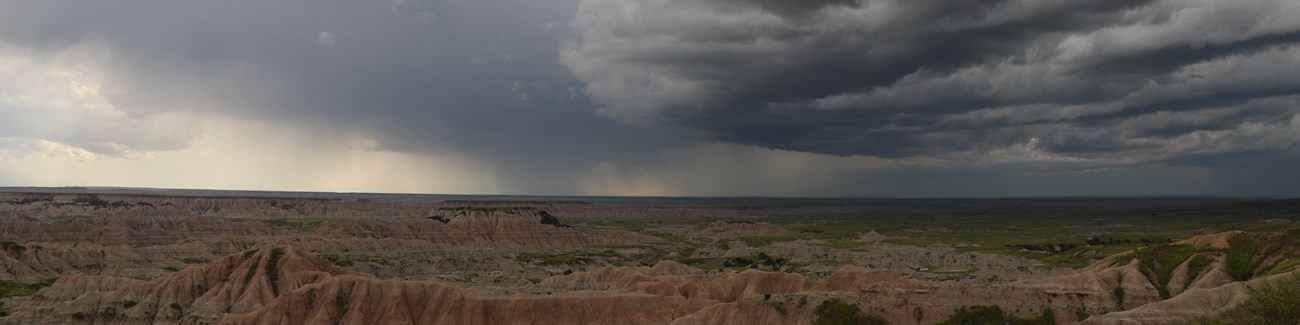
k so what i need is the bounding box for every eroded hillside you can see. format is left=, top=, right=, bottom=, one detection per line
left=0, top=193, right=1297, bottom=324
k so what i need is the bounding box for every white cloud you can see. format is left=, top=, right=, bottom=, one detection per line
left=0, top=40, right=203, bottom=157
left=0, top=117, right=502, bottom=194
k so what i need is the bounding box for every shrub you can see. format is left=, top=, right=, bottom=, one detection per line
left=1114, top=286, right=1126, bottom=310
left=0, top=240, right=25, bottom=253
left=266, top=248, right=285, bottom=295
left=938, top=305, right=1056, bottom=325
left=814, top=300, right=886, bottom=325
left=1226, top=234, right=1261, bottom=281
left=1241, top=274, right=1300, bottom=324
left=72, top=195, right=108, bottom=207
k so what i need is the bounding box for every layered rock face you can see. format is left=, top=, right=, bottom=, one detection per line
left=2, top=193, right=1298, bottom=325
left=10, top=232, right=1294, bottom=325
left=5, top=245, right=345, bottom=324
left=0, top=197, right=661, bottom=282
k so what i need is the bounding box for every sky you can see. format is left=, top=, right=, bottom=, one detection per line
left=1, top=0, right=1298, bottom=197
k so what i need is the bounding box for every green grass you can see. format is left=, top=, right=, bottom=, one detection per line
left=1227, top=234, right=1261, bottom=281
left=1268, top=258, right=1300, bottom=275
left=0, top=278, right=58, bottom=298
left=517, top=253, right=592, bottom=266
left=1123, top=244, right=1214, bottom=298
left=261, top=218, right=326, bottom=231
left=1224, top=230, right=1300, bottom=280
left=48, top=214, right=98, bottom=225
left=1193, top=274, right=1300, bottom=324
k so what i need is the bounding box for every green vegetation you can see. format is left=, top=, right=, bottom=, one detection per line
left=1224, top=230, right=1300, bottom=280
left=0, top=306, right=11, bottom=317
left=180, top=257, right=207, bottom=264
left=261, top=218, right=326, bottom=231
left=123, top=300, right=138, bottom=308
left=1113, top=286, right=1125, bottom=310
left=813, top=300, right=886, bottom=325
left=1227, top=234, right=1260, bottom=281
left=1269, top=258, right=1300, bottom=275
left=517, top=250, right=625, bottom=266
left=2, top=196, right=52, bottom=205
left=170, top=302, right=182, bottom=311
left=540, top=254, right=586, bottom=266
left=718, top=253, right=787, bottom=271
left=72, top=194, right=108, bottom=208
left=918, top=265, right=979, bottom=281
left=1186, top=255, right=1214, bottom=279
left=320, top=254, right=355, bottom=267
left=538, top=211, right=572, bottom=228
left=48, top=214, right=98, bottom=225
left=937, top=305, right=1056, bottom=325
left=0, top=240, right=24, bottom=253
left=1122, top=244, right=1212, bottom=298
left=0, top=278, right=57, bottom=298
left=244, top=255, right=260, bottom=283
left=266, top=248, right=284, bottom=295
left=162, top=266, right=180, bottom=272
left=1194, top=274, right=1300, bottom=324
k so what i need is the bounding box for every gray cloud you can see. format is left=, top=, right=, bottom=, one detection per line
left=563, top=0, right=1300, bottom=163
left=0, top=0, right=691, bottom=187
left=1, top=0, right=1297, bottom=197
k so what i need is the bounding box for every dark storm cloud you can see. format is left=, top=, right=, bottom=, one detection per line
left=3, top=0, right=1298, bottom=197
left=0, top=0, right=689, bottom=189
left=563, top=0, right=1300, bottom=162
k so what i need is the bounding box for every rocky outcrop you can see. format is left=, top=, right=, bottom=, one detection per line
left=1082, top=270, right=1299, bottom=324
left=216, top=276, right=715, bottom=325
left=5, top=245, right=345, bottom=324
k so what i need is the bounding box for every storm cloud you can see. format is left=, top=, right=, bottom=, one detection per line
left=0, top=0, right=1298, bottom=196
left=563, top=0, right=1300, bottom=162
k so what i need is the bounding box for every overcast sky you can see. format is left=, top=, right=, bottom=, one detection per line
left=1, top=0, right=1298, bottom=197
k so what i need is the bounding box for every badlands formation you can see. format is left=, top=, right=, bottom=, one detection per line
left=0, top=192, right=1297, bottom=324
